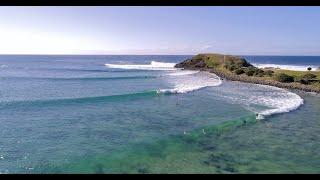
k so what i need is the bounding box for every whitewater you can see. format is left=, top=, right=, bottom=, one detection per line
left=105, top=60, right=304, bottom=119
left=253, top=63, right=318, bottom=71
left=105, top=61, right=178, bottom=71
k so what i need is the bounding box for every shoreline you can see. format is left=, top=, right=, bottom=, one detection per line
left=205, top=68, right=320, bottom=94
left=204, top=67, right=320, bottom=94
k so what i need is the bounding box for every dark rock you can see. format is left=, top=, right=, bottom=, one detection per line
left=93, top=163, right=105, bottom=174
left=137, top=166, right=149, bottom=174
left=223, top=164, right=238, bottom=173
left=195, top=60, right=207, bottom=68
left=202, top=144, right=216, bottom=151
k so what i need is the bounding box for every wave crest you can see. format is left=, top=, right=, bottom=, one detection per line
left=253, top=63, right=318, bottom=71
left=0, top=91, right=159, bottom=108
left=166, top=70, right=199, bottom=76
left=105, top=61, right=178, bottom=71
left=158, top=72, right=222, bottom=94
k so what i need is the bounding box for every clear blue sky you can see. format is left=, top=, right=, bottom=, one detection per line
left=1, top=6, right=320, bottom=55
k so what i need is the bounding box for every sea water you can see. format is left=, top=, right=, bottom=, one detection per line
left=0, top=55, right=319, bottom=173
left=246, top=55, right=320, bottom=71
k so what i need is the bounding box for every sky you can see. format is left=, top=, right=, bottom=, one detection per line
left=1, top=6, right=320, bottom=55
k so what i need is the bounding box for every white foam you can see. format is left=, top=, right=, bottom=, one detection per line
left=158, top=85, right=209, bottom=94
left=105, top=61, right=178, bottom=71
left=105, top=61, right=222, bottom=94
left=254, top=85, right=304, bottom=119
left=166, top=70, right=199, bottom=76
left=158, top=72, right=222, bottom=94
left=105, top=60, right=304, bottom=119
left=212, top=82, right=304, bottom=119
left=253, top=63, right=319, bottom=71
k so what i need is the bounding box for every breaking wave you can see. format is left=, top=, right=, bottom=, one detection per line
left=158, top=72, right=222, bottom=94
left=253, top=63, right=319, bottom=71
left=211, top=82, right=304, bottom=119
left=104, top=61, right=221, bottom=94
left=102, top=60, right=303, bottom=119
left=166, top=70, right=199, bottom=76
left=253, top=85, right=304, bottom=119
left=105, top=61, right=178, bottom=71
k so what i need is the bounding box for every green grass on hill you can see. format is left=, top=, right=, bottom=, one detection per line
left=273, top=69, right=320, bottom=80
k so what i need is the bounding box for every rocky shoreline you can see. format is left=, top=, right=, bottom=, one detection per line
left=210, top=68, right=320, bottom=93
left=175, top=54, right=320, bottom=94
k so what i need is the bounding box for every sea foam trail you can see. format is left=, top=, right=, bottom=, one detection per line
left=253, top=63, right=319, bottom=71
left=254, top=85, right=304, bottom=119
left=211, top=82, right=304, bottom=120
left=105, top=61, right=178, bottom=71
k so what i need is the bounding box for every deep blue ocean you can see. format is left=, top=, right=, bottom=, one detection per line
left=244, top=56, right=320, bottom=71
left=0, top=55, right=319, bottom=173
left=245, top=55, right=320, bottom=66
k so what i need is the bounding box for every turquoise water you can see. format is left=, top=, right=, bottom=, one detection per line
left=0, top=55, right=319, bottom=173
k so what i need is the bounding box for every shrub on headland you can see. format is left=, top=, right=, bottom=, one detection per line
left=264, top=70, right=274, bottom=77
left=245, top=69, right=255, bottom=76
left=234, top=68, right=245, bottom=75
left=224, top=64, right=237, bottom=71
left=243, top=67, right=264, bottom=77
left=274, top=73, right=294, bottom=83
left=295, top=73, right=318, bottom=84
left=223, top=56, right=253, bottom=72
left=254, top=69, right=265, bottom=77
left=302, top=73, right=317, bottom=79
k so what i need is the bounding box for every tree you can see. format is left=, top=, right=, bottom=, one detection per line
left=307, top=67, right=312, bottom=71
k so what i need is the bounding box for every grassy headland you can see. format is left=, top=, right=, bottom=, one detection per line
left=175, top=53, right=320, bottom=93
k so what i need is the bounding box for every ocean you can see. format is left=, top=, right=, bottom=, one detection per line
left=245, top=56, right=320, bottom=71
left=0, top=55, right=319, bottom=173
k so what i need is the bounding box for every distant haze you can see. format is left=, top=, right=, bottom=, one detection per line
left=1, top=6, right=320, bottom=55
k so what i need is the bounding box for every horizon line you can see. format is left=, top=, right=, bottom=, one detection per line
left=1, top=53, right=320, bottom=56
